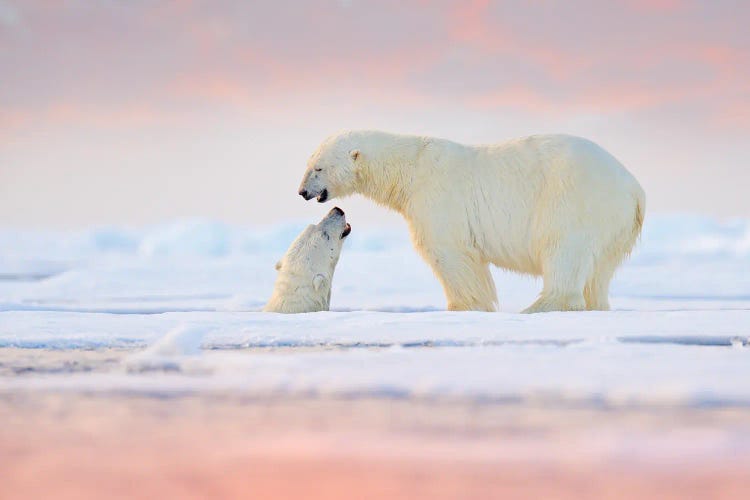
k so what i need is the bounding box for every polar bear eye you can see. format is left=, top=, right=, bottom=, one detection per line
left=314, top=167, right=323, bottom=172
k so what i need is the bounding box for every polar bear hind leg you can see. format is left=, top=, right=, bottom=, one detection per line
left=583, top=206, right=643, bottom=311
left=523, top=234, right=592, bottom=313
left=583, top=256, right=616, bottom=311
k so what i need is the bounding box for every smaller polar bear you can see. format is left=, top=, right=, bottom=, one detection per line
left=264, top=207, right=351, bottom=313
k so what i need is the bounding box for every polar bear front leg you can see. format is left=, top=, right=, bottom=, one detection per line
left=424, top=248, right=498, bottom=312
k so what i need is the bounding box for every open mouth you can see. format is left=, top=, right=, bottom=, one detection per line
left=341, top=223, right=351, bottom=239
left=317, top=188, right=328, bottom=203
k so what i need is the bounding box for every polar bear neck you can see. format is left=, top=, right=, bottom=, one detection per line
left=265, top=269, right=332, bottom=313
left=351, top=131, right=425, bottom=215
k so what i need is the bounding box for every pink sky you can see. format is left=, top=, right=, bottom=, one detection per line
left=1, top=0, right=748, bottom=227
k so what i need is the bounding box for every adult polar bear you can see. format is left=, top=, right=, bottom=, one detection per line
left=298, top=131, right=645, bottom=313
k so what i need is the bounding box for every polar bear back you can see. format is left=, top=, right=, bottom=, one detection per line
left=406, top=133, right=644, bottom=275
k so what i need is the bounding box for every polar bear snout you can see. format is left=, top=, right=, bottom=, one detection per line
left=322, top=206, right=351, bottom=239
left=298, top=166, right=330, bottom=203
left=299, top=185, right=328, bottom=202
left=298, top=182, right=328, bottom=203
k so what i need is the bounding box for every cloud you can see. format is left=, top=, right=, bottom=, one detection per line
left=623, top=0, right=684, bottom=13
left=1, top=1, right=749, bottom=224
left=0, top=1, right=20, bottom=28
left=0, top=0, right=748, bottom=131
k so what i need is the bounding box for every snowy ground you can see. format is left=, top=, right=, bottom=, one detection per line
left=1, top=214, right=749, bottom=404
left=2, top=214, right=750, bottom=498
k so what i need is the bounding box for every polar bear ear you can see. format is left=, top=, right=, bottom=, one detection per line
left=349, top=149, right=360, bottom=161
left=275, top=260, right=283, bottom=271
left=312, top=274, right=327, bottom=291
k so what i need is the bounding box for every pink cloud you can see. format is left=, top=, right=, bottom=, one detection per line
left=1, top=0, right=748, bottom=134
left=624, top=0, right=684, bottom=13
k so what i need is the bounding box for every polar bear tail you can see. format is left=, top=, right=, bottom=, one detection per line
left=634, top=197, right=645, bottom=240
left=632, top=191, right=646, bottom=246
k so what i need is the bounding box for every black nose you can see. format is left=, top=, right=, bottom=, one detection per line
left=298, top=189, right=309, bottom=199
left=332, top=206, right=344, bottom=216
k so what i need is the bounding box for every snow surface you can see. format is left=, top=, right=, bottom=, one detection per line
left=1, top=215, right=748, bottom=406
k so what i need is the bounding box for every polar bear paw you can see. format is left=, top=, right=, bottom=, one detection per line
left=522, top=292, right=586, bottom=314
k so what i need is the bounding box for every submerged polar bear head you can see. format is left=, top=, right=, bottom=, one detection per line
left=263, top=207, right=352, bottom=313
left=298, top=132, right=360, bottom=203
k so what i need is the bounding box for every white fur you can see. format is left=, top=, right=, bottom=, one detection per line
left=299, top=131, right=646, bottom=313
left=264, top=208, right=350, bottom=313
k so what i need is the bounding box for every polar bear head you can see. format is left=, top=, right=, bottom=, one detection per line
left=264, top=207, right=352, bottom=313
left=277, top=205, right=352, bottom=276
left=298, top=132, right=360, bottom=203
